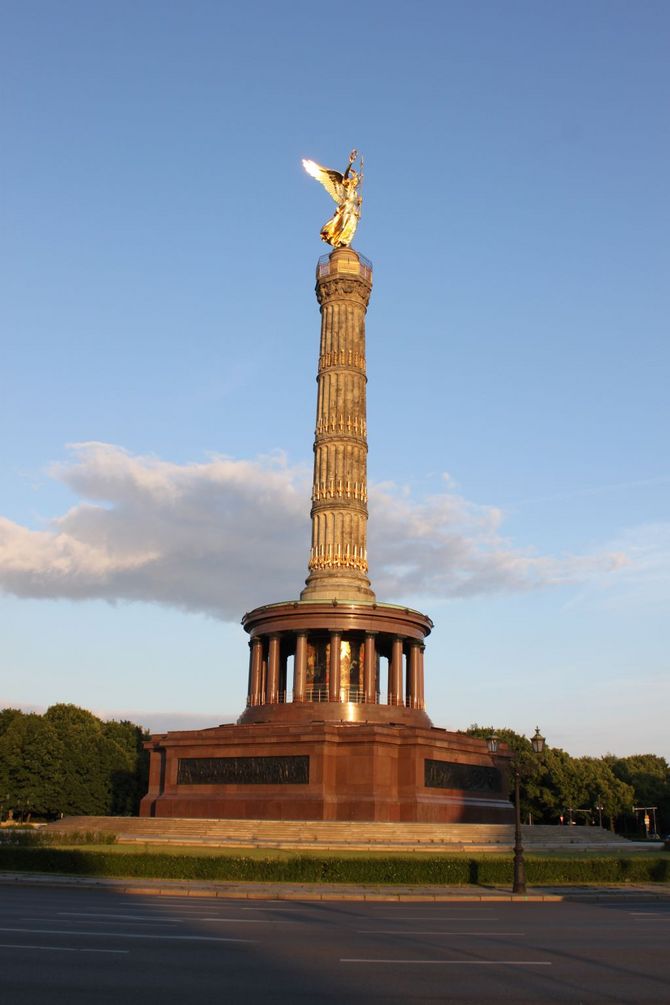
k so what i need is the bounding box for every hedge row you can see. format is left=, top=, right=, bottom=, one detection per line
left=1, top=848, right=669, bottom=884
left=0, top=829, right=117, bottom=846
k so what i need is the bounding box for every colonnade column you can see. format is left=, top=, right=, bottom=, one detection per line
left=407, top=642, right=420, bottom=709
left=245, top=627, right=428, bottom=713
left=267, top=635, right=280, bottom=704
left=293, top=632, right=307, bottom=702
left=249, top=637, right=263, bottom=706
left=329, top=631, right=341, bottom=702
left=418, top=644, right=425, bottom=709
left=364, top=632, right=377, bottom=703
left=246, top=641, right=253, bottom=705
left=388, top=637, right=404, bottom=706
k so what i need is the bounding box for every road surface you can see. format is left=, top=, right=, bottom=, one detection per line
left=0, top=885, right=668, bottom=1003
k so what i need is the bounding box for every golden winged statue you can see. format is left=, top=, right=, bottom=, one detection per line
left=302, top=149, right=363, bottom=248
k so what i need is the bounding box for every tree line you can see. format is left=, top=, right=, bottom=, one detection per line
left=0, top=705, right=148, bottom=821
left=467, top=725, right=670, bottom=836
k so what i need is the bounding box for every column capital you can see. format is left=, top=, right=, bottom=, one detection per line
left=316, top=276, right=371, bottom=310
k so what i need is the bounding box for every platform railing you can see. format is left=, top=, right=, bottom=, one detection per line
left=317, top=253, right=373, bottom=282
left=247, top=689, right=423, bottom=709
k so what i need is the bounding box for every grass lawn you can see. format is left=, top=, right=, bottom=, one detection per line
left=43, top=841, right=668, bottom=861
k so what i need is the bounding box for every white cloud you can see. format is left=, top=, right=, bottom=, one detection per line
left=563, top=521, right=670, bottom=613
left=368, top=483, right=627, bottom=600
left=0, top=442, right=630, bottom=620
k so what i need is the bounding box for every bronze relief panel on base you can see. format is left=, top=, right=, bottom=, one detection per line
left=177, top=755, right=310, bottom=786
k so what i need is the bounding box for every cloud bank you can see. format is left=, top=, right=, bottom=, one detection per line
left=0, top=442, right=627, bottom=620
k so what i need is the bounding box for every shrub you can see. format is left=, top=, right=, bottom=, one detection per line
left=0, top=829, right=116, bottom=847
left=0, top=849, right=668, bottom=884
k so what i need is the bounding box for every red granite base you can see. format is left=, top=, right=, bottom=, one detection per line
left=140, top=721, right=513, bottom=824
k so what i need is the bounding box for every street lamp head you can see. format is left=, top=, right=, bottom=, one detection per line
left=531, top=726, right=546, bottom=754
left=486, top=735, right=499, bottom=754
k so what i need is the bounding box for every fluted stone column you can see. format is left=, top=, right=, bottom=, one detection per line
left=389, top=637, right=404, bottom=706
left=408, top=642, right=420, bottom=709
left=364, top=632, right=377, bottom=703
left=418, top=644, right=425, bottom=709
left=301, top=248, right=375, bottom=602
left=249, top=637, right=263, bottom=706
left=261, top=646, right=268, bottom=705
left=293, top=632, right=307, bottom=702
left=329, top=631, right=342, bottom=701
left=246, top=641, right=253, bottom=704
left=267, top=635, right=280, bottom=704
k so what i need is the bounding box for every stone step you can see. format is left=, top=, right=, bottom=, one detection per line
left=45, top=816, right=634, bottom=852
left=113, top=834, right=639, bottom=853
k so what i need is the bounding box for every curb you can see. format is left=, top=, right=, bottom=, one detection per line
left=2, top=872, right=670, bottom=902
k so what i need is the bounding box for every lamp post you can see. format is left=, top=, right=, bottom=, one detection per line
left=487, top=727, right=545, bottom=896
left=595, top=797, right=604, bottom=829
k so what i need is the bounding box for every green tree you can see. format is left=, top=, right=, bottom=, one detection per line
left=44, top=704, right=109, bottom=814
left=466, top=724, right=530, bottom=755
left=102, top=719, right=150, bottom=815
left=0, top=705, right=150, bottom=819
left=524, top=747, right=588, bottom=823
left=466, top=725, right=548, bottom=821
left=0, top=708, right=24, bottom=738
left=0, top=714, right=65, bottom=819
left=607, top=754, right=670, bottom=833
left=465, top=725, right=634, bottom=831
left=43, top=704, right=136, bottom=815
left=571, top=757, right=634, bottom=829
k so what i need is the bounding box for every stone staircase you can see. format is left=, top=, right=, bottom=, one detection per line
left=45, top=816, right=640, bottom=853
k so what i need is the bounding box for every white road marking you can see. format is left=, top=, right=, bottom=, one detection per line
left=0, top=927, right=255, bottom=944
left=22, top=918, right=177, bottom=927
left=241, top=907, right=302, bottom=912
left=359, top=931, right=526, bottom=936
left=196, top=918, right=292, bottom=924
left=144, top=898, right=296, bottom=907
left=142, top=900, right=218, bottom=908
left=341, top=959, right=551, bottom=965
left=58, top=912, right=178, bottom=921
left=56, top=912, right=284, bottom=924
left=373, top=911, right=500, bottom=916
left=0, top=943, right=128, bottom=954
left=143, top=901, right=298, bottom=913
left=372, top=916, right=500, bottom=922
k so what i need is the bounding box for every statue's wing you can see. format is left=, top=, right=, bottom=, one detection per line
left=302, top=159, right=344, bottom=204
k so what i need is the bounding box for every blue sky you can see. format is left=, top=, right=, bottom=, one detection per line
left=1, top=1, right=668, bottom=757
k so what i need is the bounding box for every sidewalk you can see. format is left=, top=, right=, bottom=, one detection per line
left=2, top=871, right=669, bottom=902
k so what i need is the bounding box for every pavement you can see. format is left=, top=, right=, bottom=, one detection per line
left=2, top=871, right=669, bottom=902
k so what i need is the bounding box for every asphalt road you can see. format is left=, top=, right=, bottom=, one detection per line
left=0, top=885, right=668, bottom=1003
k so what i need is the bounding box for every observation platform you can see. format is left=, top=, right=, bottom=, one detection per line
left=239, top=600, right=432, bottom=727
